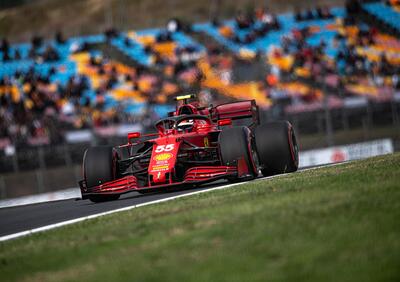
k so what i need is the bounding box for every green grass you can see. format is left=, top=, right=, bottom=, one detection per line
left=1, top=153, right=400, bottom=282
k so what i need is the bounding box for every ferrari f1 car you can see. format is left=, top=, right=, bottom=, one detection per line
left=79, top=95, right=299, bottom=202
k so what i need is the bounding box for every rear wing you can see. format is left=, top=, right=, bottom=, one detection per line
left=210, top=100, right=260, bottom=126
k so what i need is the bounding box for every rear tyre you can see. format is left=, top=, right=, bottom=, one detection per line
left=254, top=121, right=298, bottom=176
left=83, top=146, right=120, bottom=203
left=218, top=126, right=258, bottom=180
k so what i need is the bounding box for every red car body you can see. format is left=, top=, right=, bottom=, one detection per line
left=79, top=98, right=260, bottom=199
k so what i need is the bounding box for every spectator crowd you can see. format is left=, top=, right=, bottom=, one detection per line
left=1, top=0, right=400, bottom=148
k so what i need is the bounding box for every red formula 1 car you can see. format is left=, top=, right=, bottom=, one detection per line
left=79, top=95, right=299, bottom=202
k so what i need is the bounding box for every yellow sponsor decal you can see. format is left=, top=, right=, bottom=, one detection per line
left=204, top=137, right=209, bottom=147
left=154, top=153, right=173, bottom=161
left=151, top=164, right=169, bottom=172
left=175, top=94, right=194, bottom=101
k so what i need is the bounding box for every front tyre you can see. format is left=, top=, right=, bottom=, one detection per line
left=83, top=146, right=120, bottom=203
left=254, top=121, right=299, bottom=176
left=219, top=126, right=258, bottom=180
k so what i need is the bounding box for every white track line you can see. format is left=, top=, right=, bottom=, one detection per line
left=0, top=162, right=345, bottom=242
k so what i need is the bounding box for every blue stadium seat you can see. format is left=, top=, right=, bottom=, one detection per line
left=193, top=8, right=345, bottom=54
left=363, top=2, right=400, bottom=31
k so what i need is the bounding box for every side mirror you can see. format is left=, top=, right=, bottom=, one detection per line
left=128, top=132, right=141, bottom=143
left=217, top=119, right=232, bottom=126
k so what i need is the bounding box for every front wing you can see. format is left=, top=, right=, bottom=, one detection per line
left=79, top=160, right=250, bottom=199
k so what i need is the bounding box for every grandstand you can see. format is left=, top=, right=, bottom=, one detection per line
left=0, top=0, right=400, bottom=195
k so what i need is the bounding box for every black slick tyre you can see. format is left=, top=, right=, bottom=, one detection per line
left=218, top=126, right=258, bottom=180
left=254, top=121, right=298, bottom=176
left=83, top=146, right=120, bottom=203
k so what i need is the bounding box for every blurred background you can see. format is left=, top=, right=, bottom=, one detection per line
left=0, top=0, right=399, bottom=200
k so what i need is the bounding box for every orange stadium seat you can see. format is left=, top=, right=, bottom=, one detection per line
left=111, top=88, right=144, bottom=103
left=198, top=60, right=271, bottom=107
left=219, top=26, right=233, bottom=38
left=153, top=42, right=177, bottom=58
left=268, top=51, right=294, bottom=72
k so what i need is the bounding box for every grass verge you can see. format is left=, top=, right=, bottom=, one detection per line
left=1, top=153, right=399, bottom=282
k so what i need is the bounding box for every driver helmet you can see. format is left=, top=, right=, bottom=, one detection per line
left=177, top=119, right=194, bottom=131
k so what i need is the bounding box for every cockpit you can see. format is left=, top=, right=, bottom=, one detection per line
left=155, top=115, right=212, bottom=134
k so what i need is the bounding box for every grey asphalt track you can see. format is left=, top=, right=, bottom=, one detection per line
left=0, top=180, right=229, bottom=237
left=0, top=163, right=325, bottom=240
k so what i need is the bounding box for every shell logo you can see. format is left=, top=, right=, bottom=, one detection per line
left=154, top=153, right=173, bottom=161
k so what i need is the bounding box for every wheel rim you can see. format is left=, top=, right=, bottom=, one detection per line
left=290, top=128, right=299, bottom=167
left=251, top=147, right=260, bottom=176
left=248, top=132, right=260, bottom=176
